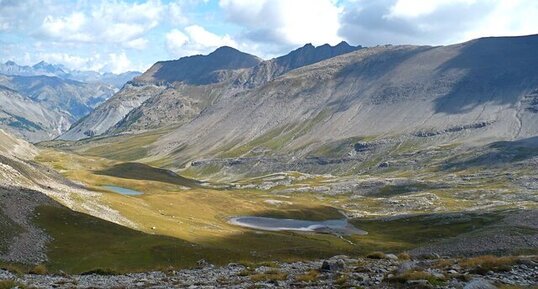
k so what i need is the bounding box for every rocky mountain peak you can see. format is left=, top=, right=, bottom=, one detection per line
left=32, top=61, right=67, bottom=75
left=210, top=46, right=245, bottom=56
left=134, top=46, right=262, bottom=85
left=273, top=41, right=362, bottom=72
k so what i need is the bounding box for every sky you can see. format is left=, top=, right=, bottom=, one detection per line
left=1, top=0, right=537, bottom=73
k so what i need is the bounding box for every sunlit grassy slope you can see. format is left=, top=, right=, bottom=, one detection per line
left=28, top=144, right=537, bottom=274
left=29, top=128, right=538, bottom=274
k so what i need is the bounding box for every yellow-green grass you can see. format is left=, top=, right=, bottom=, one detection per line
left=29, top=147, right=527, bottom=274
left=33, top=205, right=237, bottom=273
left=0, top=280, right=25, bottom=289
left=43, top=128, right=171, bottom=163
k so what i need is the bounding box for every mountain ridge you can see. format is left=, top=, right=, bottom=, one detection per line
left=0, top=60, right=141, bottom=89
left=61, top=42, right=364, bottom=140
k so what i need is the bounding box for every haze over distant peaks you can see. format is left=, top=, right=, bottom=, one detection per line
left=0, top=60, right=141, bottom=89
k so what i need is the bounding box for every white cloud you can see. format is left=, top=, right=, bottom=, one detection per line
left=219, top=0, right=343, bottom=49
left=168, top=1, right=189, bottom=25
left=166, top=29, right=189, bottom=51
left=339, top=0, right=501, bottom=46
left=14, top=51, right=141, bottom=74
left=39, top=0, right=165, bottom=48
left=2, top=0, right=538, bottom=74
left=125, top=38, right=149, bottom=50
left=386, top=0, right=477, bottom=19
left=104, top=52, right=135, bottom=74
left=165, top=25, right=237, bottom=57
left=461, top=0, right=538, bottom=40
left=42, top=12, right=92, bottom=42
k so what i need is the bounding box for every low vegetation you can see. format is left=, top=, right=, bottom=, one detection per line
left=295, top=269, right=320, bottom=282
left=460, top=255, right=519, bottom=273
left=388, top=270, right=446, bottom=285
left=366, top=251, right=386, bottom=259
left=29, top=264, right=48, bottom=275
left=249, top=269, right=288, bottom=282
left=0, top=280, right=25, bottom=289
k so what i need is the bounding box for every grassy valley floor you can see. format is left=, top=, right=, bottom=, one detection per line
left=10, top=142, right=533, bottom=274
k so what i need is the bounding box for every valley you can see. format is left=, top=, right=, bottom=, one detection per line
left=0, top=35, right=537, bottom=288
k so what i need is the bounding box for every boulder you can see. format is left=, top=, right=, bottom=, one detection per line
left=320, top=259, right=345, bottom=272
left=464, top=278, right=497, bottom=289
left=385, top=253, right=398, bottom=260
left=397, top=261, right=418, bottom=274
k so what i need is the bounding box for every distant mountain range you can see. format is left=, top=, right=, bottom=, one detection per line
left=0, top=61, right=141, bottom=89
left=0, top=61, right=141, bottom=141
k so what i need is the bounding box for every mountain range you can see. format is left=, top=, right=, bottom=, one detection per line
left=0, top=61, right=141, bottom=141
left=0, top=35, right=537, bottom=280
left=60, top=36, right=538, bottom=175
left=0, top=61, right=141, bottom=89
left=61, top=41, right=362, bottom=139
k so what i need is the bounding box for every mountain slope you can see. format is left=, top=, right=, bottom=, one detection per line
left=60, top=48, right=262, bottom=140
left=60, top=42, right=362, bottom=140
left=0, top=86, right=70, bottom=142
left=147, top=35, right=538, bottom=170
left=0, top=74, right=115, bottom=119
left=135, top=46, right=262, bottom=85
left=242, top=41, right=361, bottom=87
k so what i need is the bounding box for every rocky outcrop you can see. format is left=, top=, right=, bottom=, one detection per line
left=0, top=86, right=70, bottom=142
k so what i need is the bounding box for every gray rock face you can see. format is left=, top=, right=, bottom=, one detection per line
left=464, top=279, right=497, bottom=289
left=0, top=74, right=115, bottom=119
left=242, top=41, right=362, bottom=87
left=0, top=86, right=70, bottom=142
left=0, top=64, right=140, bottom=142
left=59, top=83, right=166, bottom=140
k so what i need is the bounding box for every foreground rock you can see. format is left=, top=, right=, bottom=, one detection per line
left=1, top=255, right=536, bottom=288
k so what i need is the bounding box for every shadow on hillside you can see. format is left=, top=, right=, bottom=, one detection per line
left=329, top=46, right=430, bottom=113
left=433, top=35, right=538, bottom=114
left=94, top=162, right=200, bottom=188
left=3, top=187, right=537, bottom=274
left=442, top=136, right=538, bottom=170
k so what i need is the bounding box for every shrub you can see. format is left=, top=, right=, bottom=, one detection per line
left=250, top=269, right=287, bottom=282
left=0, top=280, right=25, bottom=289
left=29, top=264, right=48, bottom=275
left=295, top=269, right=320, bottom=282
left=434, top=259, right=454, bottom=268
left=397, top=252, right=411, bottom=260
left=388, top=270, right=445, bottom=285
left=460, top=255, right=518, bottom=273
left=334, top=274, right=348, bottom=285
left=0, top=264, right=24, bottom=276
left=238, top=268, right=255, bottom=277
left=366, top=251, right=386, bottom=259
